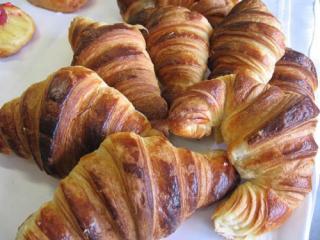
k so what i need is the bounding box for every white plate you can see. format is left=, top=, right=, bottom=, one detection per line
left=0, top=0, right=319, bottom=239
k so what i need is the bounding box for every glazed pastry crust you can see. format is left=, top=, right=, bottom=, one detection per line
left=27, top=0, right=88, bottom=13
left=69, top=17, right=168, bottom=120
left=16, top=132, right=239, bottom=240
left=146, top=6, right=213, bottom=103
left=0, top=66, right=156, bottom=177
left=0, top=3, right=35, bottom=58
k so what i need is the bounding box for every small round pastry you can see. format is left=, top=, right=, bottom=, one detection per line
left=27, top=0, right=88, bottom=13
left=0, top=2, right=35, bottom=58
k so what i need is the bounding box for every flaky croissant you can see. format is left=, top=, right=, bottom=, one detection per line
left=117, top=0, right=239, bottom=27
left=69, top=17, right=168, bottom=120
left=27, top=0, right=88, bottom=13
left=146, top=6, right=213, bottom=103
left=0, top=66, right=157, bottom=178
left=208, top=0, right=286, bottom=84
left=169, top=58, right=319, bottom=240
left=167, top=0, right=319, bottom=238
left=213, top=84, right=318, bottom=239
left=16, top=132, right=239, bottom=240
left=169, top=0, right=285, bottom=138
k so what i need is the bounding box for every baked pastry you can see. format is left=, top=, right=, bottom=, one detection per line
left=27, top=0, right=88, bottom=13
left=16, top=132, right=239, bottom=240
left=69, top=17, right=168, bottom=120
left=213, top=82, right=318, bottom=239
left=0, top=66, right=158, bottom=178
left=168, top=49, right=319, bottom=240
left=169, top=0, right=285, bottom=138
left=270, top=48, right=318, bottom=100
left=117, top=0, right=239, bottom=27
left=166, top=0, right=319, bottom=238
left=208, top=0, right=286, bottom=84
left=0, top=2, right=35, bottom=58
left=146, top=6, right=213, bottom=103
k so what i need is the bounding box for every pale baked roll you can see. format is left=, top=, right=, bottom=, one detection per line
left=27, top=0, right=88, bottom=13
left=0, top=3, right=35, bottom=57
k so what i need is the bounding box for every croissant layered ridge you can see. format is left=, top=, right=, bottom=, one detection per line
left=117, top=0, right=239, bottom=27
left=270, top=48, right=318, bottom=100
left=146, top=6, right=213, bottom=103
left=16, top=132, right=239, bottom=240
left=209, top=0, right=286, bottom=84
left=69, top=17, right=168, bottom=120
left=0, top=66, right=157, bottom=177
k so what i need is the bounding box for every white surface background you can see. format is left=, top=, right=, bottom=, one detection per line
left=0, top=0, right=319, bottom=239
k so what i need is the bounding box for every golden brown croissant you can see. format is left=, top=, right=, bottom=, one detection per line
left=168, top=60, right=319, bottom=239
left=213, top=85, right=318, bottom=239
left=146, top=6, right=213, bottom=103
left=117, top=0, right=239, bottom=27
left=16, top=132, right=239, bottom=240
left=169, top=0, right=285, bottom=138
left=270, top=48, right=318, bottom=100
left=166, top=0, right=319, bottom=238
left=208, top=0, right=286, bottom=84
left=0, top=2, right=35, bottom=58
left=27, top=0, right=88, bottom=13
left=69, top=17, right=168, bottom=120
left=0, top=66, right=157, bottom=178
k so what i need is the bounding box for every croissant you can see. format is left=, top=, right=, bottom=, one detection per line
left=117, top=0, right=239, bottom=27
left=269, top=48, right=318, bottom=100
left=0, top=66, right=157, bottom=178
left=208, top=0, right=286, bottom=84
left=69, top=17, right=168, bottom=120
left=213, top=84, right=318, bottom=239
left=166, top=0, right=319, bottom=238
left=27, top=0, right=88, bottom=13
left=16, top=132, right=239, bottom=240
left=146, top=6, right=213, bottom=103
left=0, top=3, right=35, bottom=58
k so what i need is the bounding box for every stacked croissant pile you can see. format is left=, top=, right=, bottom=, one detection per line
left=0, top=0, right=318, bottom=239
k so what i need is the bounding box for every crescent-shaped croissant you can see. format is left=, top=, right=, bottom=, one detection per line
left=0, top=66, right=157, bottom=178
left=208, top=0, right=286, bottom=84
left=69, top=17, right=168, bottom=120
left=16, top=132, right=239, bottom=240
left=168, top=51, right=319, bottom=240
left=213, top=84, right=318, bottom=239
left=117, top=0, right=239, bottom=27
left=166, top=0, right=319, bottom=238
left=146, top=6, right=213, bottom=103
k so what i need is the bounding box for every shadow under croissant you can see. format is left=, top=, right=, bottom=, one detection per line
left=0, top=154, right=57, bottom=187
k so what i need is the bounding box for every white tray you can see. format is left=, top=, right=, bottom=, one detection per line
left=0, top=0, right=319, bottom=239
